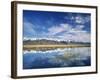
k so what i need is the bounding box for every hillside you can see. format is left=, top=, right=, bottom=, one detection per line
left=23, top=39, right=90, bottom=45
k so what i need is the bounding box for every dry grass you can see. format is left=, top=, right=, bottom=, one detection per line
left=24, top=44, right=89, bottom=48
left=23, top=44, right=90, bottom=51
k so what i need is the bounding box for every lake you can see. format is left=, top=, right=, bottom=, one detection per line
left=23, top=47, right=91, bottom=69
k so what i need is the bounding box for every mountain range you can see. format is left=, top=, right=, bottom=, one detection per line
left=23, top=39, right=90, bottom=45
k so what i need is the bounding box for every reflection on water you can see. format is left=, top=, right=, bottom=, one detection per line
left=23, top=47, right=91, bottom=69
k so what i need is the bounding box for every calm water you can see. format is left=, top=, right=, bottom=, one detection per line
left=23, top=47, right=91, bottom=69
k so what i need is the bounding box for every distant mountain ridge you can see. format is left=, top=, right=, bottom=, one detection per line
left=23, top=39, right=90, bottom=45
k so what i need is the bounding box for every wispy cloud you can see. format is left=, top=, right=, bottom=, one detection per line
left=47, top=23, right=90, bottom=42
left=23, top=21, right=90, bottom=42
left=75, top=15, right=90, bottom=24
left=64, top=14, right=90, bottom=24
left=48, top=23, right=72, bottom=35
left=23, top=21, right=36, bottom=37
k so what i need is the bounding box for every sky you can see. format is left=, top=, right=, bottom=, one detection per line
left=23, top=10, right=91, bottom=42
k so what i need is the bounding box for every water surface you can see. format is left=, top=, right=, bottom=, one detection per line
left=23, top=47, right=91, bottom=69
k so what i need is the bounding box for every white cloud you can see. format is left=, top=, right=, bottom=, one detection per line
left=47, top=23, right=90, bottom=42
left=64, top=15, right=90, bottom=24
left=75, top=25, right=85, bottom=30
left=59, top=29, right=90, bottom=42
left=48, top=23, right=72, bottom=35
left=23, top=21, right=36, bottom=37
left=75, top=15, right=90, bottom=24
left=48, top=26, right=64, bottom=35
left=75, top=16, right=84, bottom=24
left=23, top=21, right=90, bottom=42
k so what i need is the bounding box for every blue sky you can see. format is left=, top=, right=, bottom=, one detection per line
left=23, top=10, right=91, bottom=42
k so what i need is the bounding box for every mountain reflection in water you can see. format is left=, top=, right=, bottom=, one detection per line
left=23, top=47, right=91, bottom=69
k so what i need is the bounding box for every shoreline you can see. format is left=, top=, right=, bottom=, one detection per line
left=23, top=44, right=90, bottom=51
